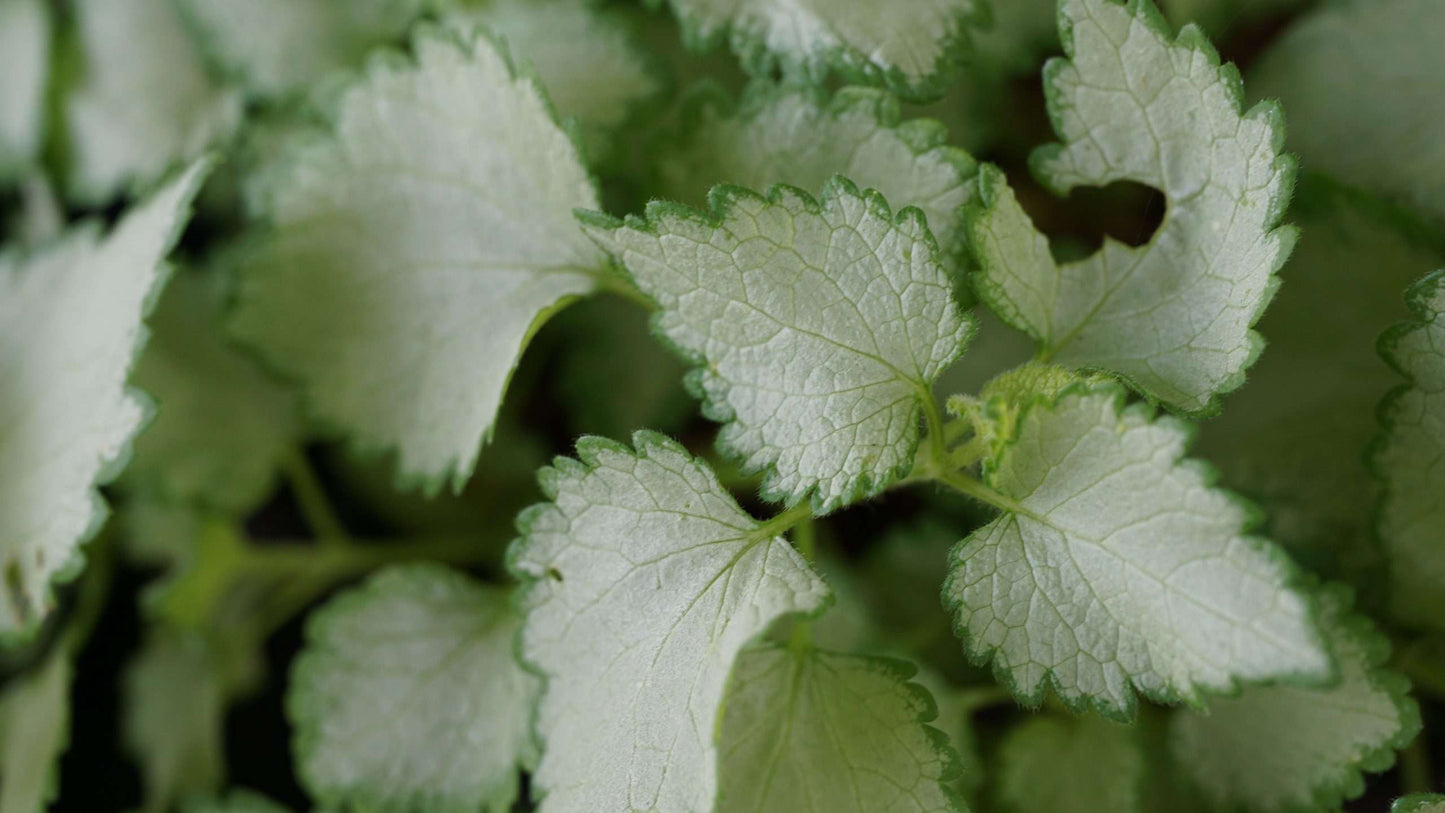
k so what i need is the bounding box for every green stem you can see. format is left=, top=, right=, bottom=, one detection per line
left=1396, top=641, right=1445, bottom=700
left=241, top=535, right=489, bottom=579
left=1401, top=734, right=1434, bottom=794
left=949, top=437, right=989, bottom=470
left=20, top=171, right=62, bottom=247
left=754, top=501, right=814, bottom=542
left=284, top=449, right=351, bottom=545
left=792, top=515, right=816, bottom=562
left=786, top=515, right=818, bottom=655
left=936, top=470, right=1031, bottom=518
left=921, top=392, right=949, bottom=471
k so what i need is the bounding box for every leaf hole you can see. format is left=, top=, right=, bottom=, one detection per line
left=1014, top=179, right=1167, bottom=257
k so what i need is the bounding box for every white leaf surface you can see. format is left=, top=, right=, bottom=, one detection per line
left=584, top=179, right=973, bottom=512
left=0, top=160, right=208, bottom=636
left=656, top=86, right=978, bottom=274
left=289, top=564, right=538, bottom=813
left=231, top=28, right=604, bottom=492
left=1249, top=0, right=1445, bottom=228
left=969, top=0, right=1296, bottom=413
left=124, top=634, right=229, bottom=813
left=184, top=791, right=289, bottom=813
left=440, top=0, right=662, bottom=163
left=1171, top=587, right=1420, bottom=813
left=177, top=0, right=424, bottom=100
left=1196, top=184, right=1440, bottom=578
left=662, top=0, right=984, bottom=101
left=717, top=642, right=963, bottom=813
left=1376, top=271, right=1445, bottom=633
left=511, top=433, right=830, bottom=812
left=67, top=0, right=241, bottom=203
left=0, top=0, right=49, bottom=181
left=943, top=384, right=1329, bottom=717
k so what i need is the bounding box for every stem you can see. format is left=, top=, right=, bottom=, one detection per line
left=599, top=275, right=658, bottom=311
left=1396, top=641, right=1445, bottom=700
left=247, top=536, right=493, bottom=638
left=949, top=437, right=989, bottom=470
left=791, top=515, right=816, bottom=562
left=1401, top=734, right=1433, bottom=794
left=921, top=391, right=949, bottom=471
left=936, top=470, right=1031, bottom=518
left=754, top=501, right=814, bottom=541
left=20, top=171, right=62, bottom=247
left=284, top=449, right=351, bottom=545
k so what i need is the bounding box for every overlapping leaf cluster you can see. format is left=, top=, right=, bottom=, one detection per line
left=0, top=0, right=1442, bottom=811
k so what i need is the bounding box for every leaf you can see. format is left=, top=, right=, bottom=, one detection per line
left=1169, top=586, right=1421, bottom=813
left=854, top=517, right=974, bottom=678
left=439, top=0, right=663, bottom=164
left=968, top=0, right=1058, bottom=74
left=183, top=790, right=289, bottom=813
left=231, top=28, right=606, bottom=493
left=0, top=647, right=71, bottom=813
left=917, top=670, right=986, bottom=803
left=288, top=564, right=537, bottom=813
left=967, top=0, right=1297, bottom=414
left=1197, top=182, right=1441, bottom=583
left=659, top=0, right=985, bottom=101
left=124, top=268, right=301, bottom=513
left=1395, top=795, right=1445, bottom=813
left=1375, top=270, right=1445, bottom=633
left=124, top=633, right=229, bottom=813
left=0, top=0, right=49, bottom=182
left=510, top=432, right=830, bottom=812
left=175, top=0, right=425, bottom=100
left=1249, top=0, right=1445, bottom=229
left=655, top=86, right=979, bottom=275
left=120, top=500, right=206, bottom=568
left=994, top=714, right=1145, bottom=813
left=583, top=179, right=974, bottom=512
left=66, top=0, right=242, bottom=203
left=942, top=382, right=1330, bottom=718
left=0, top=159, right=209, bottom=637
left=715, top=642, right=964, bottom=813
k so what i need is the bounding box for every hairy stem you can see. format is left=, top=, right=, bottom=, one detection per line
left=935, top=469, right=1032, bottom=519
left=920, top=391, right=949, bottom=472
left=1400, top=734, right=1433, bottom=794
left=1394, top=639, right=1445, bottom=700
left=283, top=449, right=351, bottom=546
left=754, top=501, right=815, bottom=542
